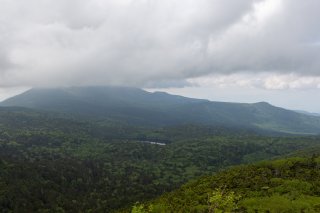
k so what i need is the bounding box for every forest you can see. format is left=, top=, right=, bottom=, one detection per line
left=0, top=108, right=320, bottom=212
left=131, top=155, right=320, bottom=212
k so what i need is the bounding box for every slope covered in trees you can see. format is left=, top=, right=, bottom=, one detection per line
left=131, top=155, right=320, bottom=212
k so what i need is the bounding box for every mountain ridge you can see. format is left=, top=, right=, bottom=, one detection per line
left=1, top=86, right=320, bottom=134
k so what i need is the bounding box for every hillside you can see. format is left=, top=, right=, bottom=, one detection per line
left=131, top=155, right=320, bottom=212
left=2, top=86, right=320, bottom=134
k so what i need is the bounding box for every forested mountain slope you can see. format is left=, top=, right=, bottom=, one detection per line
left=2, top=86, right=320, bottom=134
left=131, top=155, right=320, bottom=212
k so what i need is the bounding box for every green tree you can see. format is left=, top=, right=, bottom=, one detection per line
left=208, top=188, right=240, bottom=213
left=131, top=203, right=154, bottom=213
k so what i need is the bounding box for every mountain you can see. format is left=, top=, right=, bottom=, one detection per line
left=2, top=86, right=320, bottom=134
left=295, top=110, right=320, bottom=117
left=0, top=87, right=205, bottom=125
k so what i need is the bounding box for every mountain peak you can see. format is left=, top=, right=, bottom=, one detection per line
left=254, top=101, right=271, bottom=106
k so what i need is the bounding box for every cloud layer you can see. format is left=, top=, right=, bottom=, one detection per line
left=0, top=0, right=320, bottom=88
left=188, top=73, right=320, bottom=90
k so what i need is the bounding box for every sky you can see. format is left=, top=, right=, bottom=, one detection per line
left=0, top=0, right=320, bottom=112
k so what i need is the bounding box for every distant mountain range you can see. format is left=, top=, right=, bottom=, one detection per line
left=295, top=110, right=320, bottom=117
left=1, top=86, right=320, bottom=135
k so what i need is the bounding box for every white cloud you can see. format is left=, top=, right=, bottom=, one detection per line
left=263, top=74, right=320, bottom=90
left=0, top=86, right=29, bottom=101
left=0, top=0, right=320, bottom=88
left=187, top=73, right=320, bottom=90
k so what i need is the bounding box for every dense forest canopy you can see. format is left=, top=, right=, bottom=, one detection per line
left=132, top=155, right=320, bottom=212
left=0, top=106, right=319, bottom=212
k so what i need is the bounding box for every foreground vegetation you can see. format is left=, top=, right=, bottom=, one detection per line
left=130, top=155, right=320, bottom=212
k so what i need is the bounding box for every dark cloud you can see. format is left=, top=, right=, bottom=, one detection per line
left=0, top=0, right=319, bottom=88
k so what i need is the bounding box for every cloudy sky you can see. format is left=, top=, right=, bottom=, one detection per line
left=0, top=0, right=320, bottom=112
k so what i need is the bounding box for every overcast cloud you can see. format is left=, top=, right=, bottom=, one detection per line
left=0, top=0, right=320, bottom=89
